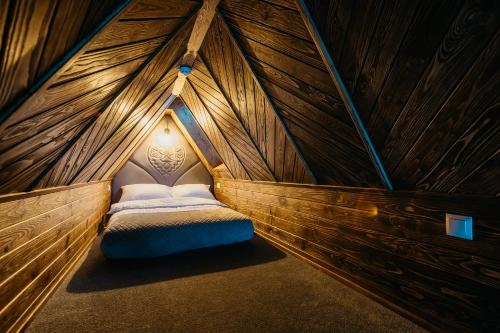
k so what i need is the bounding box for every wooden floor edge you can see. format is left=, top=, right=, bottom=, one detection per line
left=13, top=230, right=98, bottom=333
left=254, top=230, right=445, bottom=333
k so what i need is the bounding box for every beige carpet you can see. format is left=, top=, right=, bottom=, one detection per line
left=27, top=236, right=427, bottom=333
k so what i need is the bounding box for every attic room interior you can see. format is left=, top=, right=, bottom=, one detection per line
left=0, top=0, right=499, bottom=332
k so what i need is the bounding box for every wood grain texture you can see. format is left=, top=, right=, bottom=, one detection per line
left=181, top=80, right=250, bottom=180
left=305, top=0, right=500, bottom=195
left=218, top=2, right=381, bottom=187
left=0, top=0, right=124, bottom=114
left=170, top=98, right=223, bottom=171
left=0, top=0, right=200, bottom=194
left=42, top=14, right=196, bottom=187
left=215, top=178, right=500, bottom=333
left=0, top=181, right=110, bottom=333
left=188, top=58, right=275, bottom=181
left=381, top=0, right=500, bottom=173
left=200, top=15, right=314, bottom=183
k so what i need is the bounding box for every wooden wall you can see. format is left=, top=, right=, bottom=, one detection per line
left=217, top=0, right=381, bottom=187
left=303, top=0, right=500, bottom=195
left=0, top=0, right=121, bottom=112
left=0, top=0, right=200, bottom=194
left=0, top=181, right=110, bottom=332
left=210, top=0, right=500, bottom=196
left=215, top=178, right=500, bottom=332
left=196, top=14, right=317, bottom=184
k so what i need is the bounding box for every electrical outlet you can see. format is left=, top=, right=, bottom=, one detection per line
left=446, top=213, right=473, bottom=240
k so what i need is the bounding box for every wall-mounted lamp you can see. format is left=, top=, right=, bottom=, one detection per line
left=157, top=119, right=175, bottom=148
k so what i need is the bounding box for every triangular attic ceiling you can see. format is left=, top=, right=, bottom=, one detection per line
left=0, top=0, right=200, bottom=193
left=0, top=0, right=499, bottom=197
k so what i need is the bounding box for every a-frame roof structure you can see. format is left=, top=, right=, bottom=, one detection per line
left=0, top=0, right=499, bottom=197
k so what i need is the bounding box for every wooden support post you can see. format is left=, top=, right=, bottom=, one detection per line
left=296, top=0, right=394, bottom=190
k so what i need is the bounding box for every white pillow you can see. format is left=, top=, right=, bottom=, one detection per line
left=171, top=184, right=214, bottom=200
left=119, top=184, right=173, bottom=202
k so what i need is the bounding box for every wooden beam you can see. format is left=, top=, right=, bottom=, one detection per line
left=197, top=54, right=277, bottom=181
left=216, top=10, right=318, bottom=184
left=295, top=0, right=393, bottom=190
left=171, top=0, right=220, bottom=96
left=170, top=98, right=224, bottom=173
left=0, top=0, right=134, bottom=127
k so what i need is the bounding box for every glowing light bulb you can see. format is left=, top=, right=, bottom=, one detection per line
left=155, top=127, right=175, bottom=148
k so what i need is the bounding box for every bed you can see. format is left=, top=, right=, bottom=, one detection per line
left=101, top=185, right=254, bottom=259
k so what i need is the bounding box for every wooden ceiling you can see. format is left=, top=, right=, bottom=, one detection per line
left=0, top=0, right=199, bottom=193
left=0, top=0, right=499, bottom=196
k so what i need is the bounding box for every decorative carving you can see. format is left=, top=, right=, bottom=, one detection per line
left=148, top=145, right=186, bottom=175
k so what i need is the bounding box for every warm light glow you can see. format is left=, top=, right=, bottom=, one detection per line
left=155, top=128, right=175, bottom=148
left=370, top=207, right=378, bottom=216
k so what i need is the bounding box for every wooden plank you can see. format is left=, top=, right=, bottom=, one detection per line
left=43, top=14, right=196, bottom=187
left=56, top=36, right=166, bottom=83
left=217, top=189, right=500, bottom=289
left=392, top=30, right=500, bottom=190
left=85, top=72, right=179, bottom=181
left=296, top=0, right=393, bottom=190
left=0, top=221, right=100, bottom=332
left=0, top=181, right=109, bottom=333
left=181, top=80, right=250, bottom=180
left=122, top=0, right=199, bottom=20
left=303, top=0, right=353, bottom=65
left=0, top=0, right=57, bottom=110
left=351, top=0, right=420, bottom=121
left=192, top=57, right=276, bottom=181
left=336, top=0, right=383, bottom=92
left=0, top=183, right=107, bottom=256
left=35, top=0, right=93, bottom=78
left=171, top=98, right=223, bottom=172
left=418, top=96, right=500, bottom=193
left=381, top=1, right=500, bottom=173
left=89, top=18, right=183, bottom=50
left=214, top=178, right=500, bottom=332
left=222, top=10, right=325, bottom=70
left=366, top=0, right=462, bottom=149
left=453, top=151, right=500, bottom=196
left=188, top=73, right=274, bottom=181
left=0, top=120, right=94, bottom=194
left=237, top=36, right=336, bottom=97
left=248, top=56, right=347, bottom=124
left=211, top=12, right=317, bottom=183
left=0, top=181, right=108, bottom=229
left=0, top=191, right=106, bottom=307
left=0, top=0, right=132, bottom=127
left=219, top=0, right=310, bottom=40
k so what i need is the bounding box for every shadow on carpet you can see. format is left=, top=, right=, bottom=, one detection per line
left=67, top=235, right=285, bottom=293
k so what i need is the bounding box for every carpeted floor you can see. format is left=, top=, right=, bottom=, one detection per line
left=27, top=236, right=427, bottom=333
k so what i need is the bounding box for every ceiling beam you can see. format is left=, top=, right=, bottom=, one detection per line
left=296, top=0, right=393, bottom=190
left=216, top=10, right=318, bottom=184
left=171, top=0, right=220, bottom=96
left=170, top=98, right=224, bottom=174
